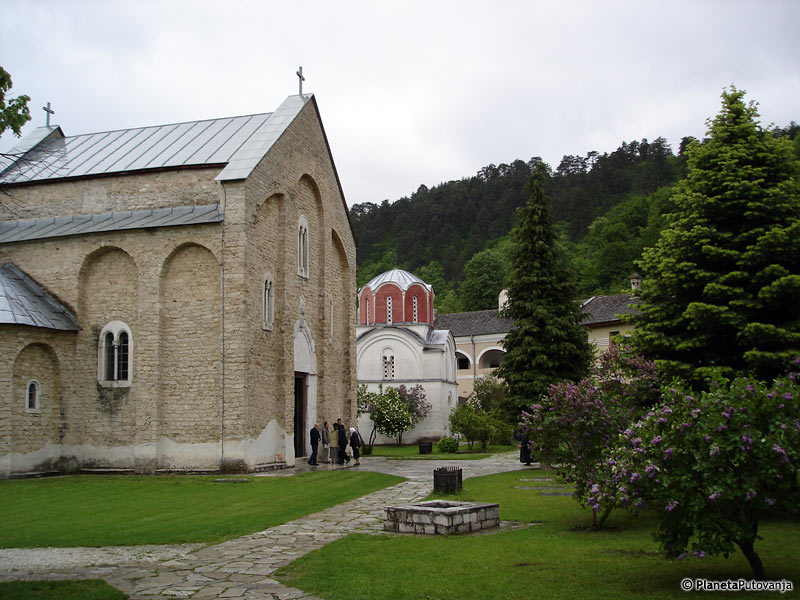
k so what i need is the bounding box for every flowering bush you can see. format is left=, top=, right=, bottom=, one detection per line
left=521, top=348, right=658, bottom=529
left=611, top=368, right=800, bottom=579
left=357, top=384, right=428, bottom=446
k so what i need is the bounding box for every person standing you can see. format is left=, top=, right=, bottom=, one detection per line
left=337, top=418, right=349, bottom=464
left=308, top=423, right=320, bottom=466
left=329, top=422, right=339, bottom=464
left=321, top=421, right=330, bottom=463
left=349, top=427, right=362, bottom=466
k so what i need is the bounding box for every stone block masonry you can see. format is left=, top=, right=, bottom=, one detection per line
left=384, top=500, right=500, bottom=534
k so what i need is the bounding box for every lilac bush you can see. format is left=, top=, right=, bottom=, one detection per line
left=521, top=347, right=657, bottom=529
left=611, top=368, right=800, bottom=579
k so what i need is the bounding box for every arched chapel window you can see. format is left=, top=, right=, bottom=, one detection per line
left=26, top=379, right=41, bottom=413
left=382, top=349, right=395, bottom=380
left=98, top=321, right=132, bottom=387
left=297, top=215, right=309, bottom=278
left=365, top=297, right=370, bottom=325
left=412, top=296, right=418, bottom=323
left=386, top=296, right=393, bottom=325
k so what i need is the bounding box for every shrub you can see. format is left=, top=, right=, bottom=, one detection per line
left=611, top=366, right=800, bottom=579
left=437, top=437, right=459, bottom=453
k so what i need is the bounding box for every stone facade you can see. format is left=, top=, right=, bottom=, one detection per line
left=0, top=95, right=356, bottom=477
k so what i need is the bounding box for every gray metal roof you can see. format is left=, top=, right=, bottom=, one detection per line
left=0, top=263, right=79, bottom=331
left=362, top=269, right=433, bottom=292
left=0, top=204, right=223, bottom=244
left=434, top=309, right=515, bottom=337
left=0, top=95, right=311, bottom=185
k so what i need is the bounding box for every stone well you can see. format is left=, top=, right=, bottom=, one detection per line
left=384, top=500, right=500, bottom=535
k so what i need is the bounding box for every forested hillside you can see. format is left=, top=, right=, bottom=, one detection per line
left=351, top=125, right=799, bottom=312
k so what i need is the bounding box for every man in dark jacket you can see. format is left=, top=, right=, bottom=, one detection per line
left=336, top=418, right=349, bottom=464
left=308, top=423, right=320, bottom=465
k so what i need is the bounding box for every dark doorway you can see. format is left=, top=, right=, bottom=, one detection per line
left=294, top=374, right=306, bottom=458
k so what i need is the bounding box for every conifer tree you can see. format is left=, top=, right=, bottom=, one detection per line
left=628, top=87, right=800, bottom=383
left=497, top=163, right=593, bottom=420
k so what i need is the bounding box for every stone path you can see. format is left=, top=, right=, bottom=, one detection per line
left=0, top=454, right=528, bottom=599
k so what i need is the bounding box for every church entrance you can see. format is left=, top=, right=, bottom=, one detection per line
left=294, top=373, right=306, bottom=458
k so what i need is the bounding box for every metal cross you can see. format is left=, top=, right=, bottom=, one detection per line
left=296, top=66, right=305, bottom=95
left=42, top=102, right=55, bottom=127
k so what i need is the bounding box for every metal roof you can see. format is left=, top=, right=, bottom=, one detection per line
left=0, top=263, right=79, bottom=331
left=362, top=269, right=433, bottom=292
left=0, top=95, right=311, bottom=185
left=434, top=309, right=515, bottom=337
left=580, top=294, right=637, bottom=326
left=0, top=204, right=223, bottom=244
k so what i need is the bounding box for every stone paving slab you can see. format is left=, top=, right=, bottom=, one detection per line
left=0, top=453, right=526, bottom=598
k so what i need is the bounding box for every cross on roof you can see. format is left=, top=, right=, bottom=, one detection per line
left=296, top=66, right=305, bottom=95
left=42, top=102, right=55, bottom=127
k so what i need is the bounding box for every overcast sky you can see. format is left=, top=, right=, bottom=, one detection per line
left=1, top=0, right=798, bottom=207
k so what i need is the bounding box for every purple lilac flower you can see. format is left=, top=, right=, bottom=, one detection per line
left=693, top=551, right=707, bottom=559
left=690, top=409, right=701, bottom=417
left=717, top=424, right=728, bottom=433
left=677, top=552, right=687, bottom=560
left=784, top=392, right=793, bottom=401
left=665, top=500, right=679, bottom=512
left=722, top=409, right=732, bottom=420
left=662, top=406, right=673, bottom=415
left=645, top=464, right=657, bottom=478
left=746, top=490, right=757, bottom=501
left=650, top=435, right=662, bottom=445
left=704, top=434, right=712, bottom=442
left=773, top=444, right=789, bottom=463
left=664, top=448, right=674, bottom=460
left=742, top=434, right=752, bottom=445
left=709, top=491, right=721, bottom=501
left=591, top=483, right=600, bottom=494
left=630, top=472, right=641, bottom=483
left=710, top=446, right=721, bottom=457
left=765, top=498, right=776, bottom=507
left=657, top=417, right=667, bottom=425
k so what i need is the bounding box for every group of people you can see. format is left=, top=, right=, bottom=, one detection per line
left=308, top=419, right=361, bottom=466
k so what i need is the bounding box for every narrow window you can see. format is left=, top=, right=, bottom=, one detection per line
left=117, top=331, right=129, bottom=380
left=382, top=354, right=395, bottom=380
left=365, top=297, right=370, bottom=324
left=104, top=331, right=115, bottom=381
left=26, top=380, right=40, bottom=413
left=263, top=276, right=275, bottom=330
left=297, top=215, right=309, bottom=278
left=386, top=296, right=393, bottom=325
left=412, top=296, right=418, bottom=323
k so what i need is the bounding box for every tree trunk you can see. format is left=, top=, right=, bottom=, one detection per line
left=738, top=540, right=766, bottom=580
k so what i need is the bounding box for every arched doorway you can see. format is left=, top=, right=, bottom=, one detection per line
left=293, top=313, right=317, bottom=463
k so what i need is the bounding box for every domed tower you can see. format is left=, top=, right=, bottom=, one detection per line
left=358, top=268, right=434, bottom=326
left=356, top=268, right=457, bottom=444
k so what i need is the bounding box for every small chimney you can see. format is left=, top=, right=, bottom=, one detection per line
left=630, top=273, right=641, bottom=291
left=498, top=289, right=509, bottom=310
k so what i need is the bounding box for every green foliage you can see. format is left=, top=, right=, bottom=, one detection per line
left=610, top=368, right=800, bottom=579
left=0, top=66, right=31, bottom=140
left=449, top=399, right=510, bottom=451
left=459, top=247, right=510, bottom=311
left=520, top=347, right=659, bottom=529
left=358, top=384, right=430, bottom=446
left=0, top=471, right=402, bottom=547
left=436, top=436, right=460, bottom=453
left=629, top=87, right=800, bottom=384
left=496, top=164, right=594, bottom=419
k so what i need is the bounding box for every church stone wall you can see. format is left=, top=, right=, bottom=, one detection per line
left=0, top=167, right=221, bottom=221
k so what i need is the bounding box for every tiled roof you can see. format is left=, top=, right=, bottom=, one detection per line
left=0, top=263, right=79, bottom=331
left=362, top=268, right=432, bottom=292
left=0, top=204, right=223, bottom=244
left=581, top=293, right=636, bottom=326
left=0, top=95, right=310, bottom=185
left=434, top=309, right=514, bottom=337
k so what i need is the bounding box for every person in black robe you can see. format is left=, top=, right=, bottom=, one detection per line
left=349, top=427, right=361, bottom=465
left=336, top=418, right=349, bottom=464
left=308, top=423, right=320, bottom=465
left=520, top=433, right=532, bottom=466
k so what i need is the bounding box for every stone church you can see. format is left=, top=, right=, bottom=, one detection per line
left=0, top=94, right=356, bottom=477
left=356, top=269, right=457, bottom=443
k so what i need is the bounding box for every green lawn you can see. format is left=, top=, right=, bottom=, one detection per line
left=0, top=580, right=125, bottom=600
left=0, top=470, right=402, bottom=548
left=276, top=469, right=800, bottom=599
left=367, top=443, right=515, bottom=460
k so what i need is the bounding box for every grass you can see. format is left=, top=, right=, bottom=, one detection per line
left=276, top=469, right=800, bottom=599
left=0, top=470, right=402, bottom=548
left=0, top=580, right=125, bottom=600
left=367, top=443, right=515, bottom=460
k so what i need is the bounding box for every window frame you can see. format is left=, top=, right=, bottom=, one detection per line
left=25, top=379, right=41, bottom=413
left=263, top=274, right=275, bottom=331
left=297, top=215, right=309, bottom=279
left=98, top=321, right=133, bottom=387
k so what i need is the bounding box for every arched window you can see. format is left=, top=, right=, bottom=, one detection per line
left=386, top=296, right=393, bottom=325
left=297, top=215, right=309, bottom=278
left=412, top=296, right=418, bottom=323
left=382, top=349, right=395, bottom=380
left=26, top=379, right=41, bottom=413
left=263, top=275, right=275, bottom=330
left=98, top=321, right=132, bottom=387
left=365, top=297, right=370, bottom=324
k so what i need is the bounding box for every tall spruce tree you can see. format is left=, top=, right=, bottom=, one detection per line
left=497, top=163, right=593, bottom=420
left=628, top=87, right=800, bottom=384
